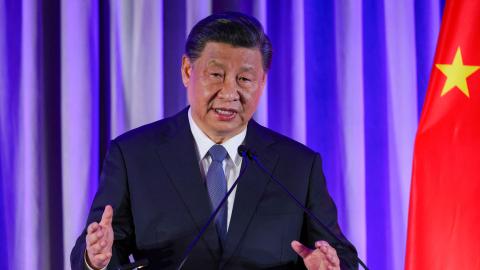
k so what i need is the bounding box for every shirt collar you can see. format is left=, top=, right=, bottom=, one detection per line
left=188, top=108, right=246, bottom=166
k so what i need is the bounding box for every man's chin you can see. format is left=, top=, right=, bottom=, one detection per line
left=208, top=124, right=246, bottom=140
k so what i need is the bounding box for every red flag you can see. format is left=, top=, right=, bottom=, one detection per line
left=405, top=1, right=480, bottom=269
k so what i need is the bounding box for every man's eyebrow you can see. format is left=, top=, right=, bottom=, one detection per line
left=206, top=60, right=225, bottom=68
left=239, top=66, right=255, bottom=72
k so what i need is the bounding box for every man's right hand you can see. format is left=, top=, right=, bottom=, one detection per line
left=86, top=205, right=114, bottom=269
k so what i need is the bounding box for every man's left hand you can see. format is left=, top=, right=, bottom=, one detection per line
left=291, top=240, right=340, bottom=270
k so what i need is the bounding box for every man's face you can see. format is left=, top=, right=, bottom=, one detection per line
left=181, top=42, right=266, bottom=142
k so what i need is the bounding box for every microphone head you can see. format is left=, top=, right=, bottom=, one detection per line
left=238, top=145, right=256, bottom=160
left=238, top=145, right=248, bottom=157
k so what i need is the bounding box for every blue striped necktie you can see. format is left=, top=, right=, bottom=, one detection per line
left=206, top=144, right=228, bottom=246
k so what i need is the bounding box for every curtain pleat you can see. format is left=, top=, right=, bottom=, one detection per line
left=60, top=0, right=99, bottom=267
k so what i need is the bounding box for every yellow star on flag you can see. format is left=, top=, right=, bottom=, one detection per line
left=435, top=47, right=480, bottom=97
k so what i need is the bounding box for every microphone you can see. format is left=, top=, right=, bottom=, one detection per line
left=176, top=147, right=250, bottom=270
left=237, top=145, right=253, bottom=159
left=242, top=146, right=369, bottom=270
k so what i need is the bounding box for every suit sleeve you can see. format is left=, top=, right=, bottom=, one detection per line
left=301, top=154, right=359, bottom=270
left=70, top=140, right=136, bottom=270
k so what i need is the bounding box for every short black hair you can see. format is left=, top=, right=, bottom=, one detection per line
left=185, top=11, right=272, bottom=71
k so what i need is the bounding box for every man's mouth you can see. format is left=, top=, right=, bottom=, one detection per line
left=213, top=108, right=237, bottom=120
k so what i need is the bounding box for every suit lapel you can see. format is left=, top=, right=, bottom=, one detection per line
left=153, top=110, right=221, bottom=258
left=221, top=121, right=279, bottom=264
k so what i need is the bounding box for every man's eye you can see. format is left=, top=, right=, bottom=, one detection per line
left=210, top=73, right=223, bottom=78
left=239, top=77, right=251, bottom=82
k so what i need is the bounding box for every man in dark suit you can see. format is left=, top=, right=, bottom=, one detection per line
left=71, top=12, right=358, bottom=270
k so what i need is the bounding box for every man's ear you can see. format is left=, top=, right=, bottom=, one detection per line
left=260, top=72, right=267, bottom=91
left=181, top=55, right=192, bottom=87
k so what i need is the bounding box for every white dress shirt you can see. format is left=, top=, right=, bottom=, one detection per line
left=188, top=108, right=246, bottom=230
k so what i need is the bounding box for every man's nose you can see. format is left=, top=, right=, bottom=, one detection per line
left=218, top=76, right=240, bottom=101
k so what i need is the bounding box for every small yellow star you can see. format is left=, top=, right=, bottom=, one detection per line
left=435, top=47, right=480, bottom=98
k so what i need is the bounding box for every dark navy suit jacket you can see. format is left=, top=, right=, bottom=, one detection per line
left=71, top=108, right=358, bottom=269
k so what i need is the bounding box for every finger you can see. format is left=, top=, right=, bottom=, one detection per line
left=315, top=240, right=331, bottom=254
left=315, top=240, right=330, bottom=249
left=325, top=253, right=340, bottom=267
left=90, top=237, right=112, bottom=255
left=100, top=205, right=113, bottom=227
left=324, top=246, right=338, bottom=265
left=89, top=242, right=104, bottom=254
left=91, top=238, right=112, bottom=256
left=87, top=222, right=99, bottom=234
left=86, top=232, right=99, bottom=247
left=87, top=227, right=106, bottom=247
left=291, top=240, right=313, bottom=259
left=96, top=253, right=112, bottom=263
left=99, top=239, right=108, bottom=248
left=92, top=252, right=112, bottom=266
left=327, top=249, right=339, bottom=265
left=96, top=228, right=104, bottom=239
left=315, top=241, right=339, bottom=266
